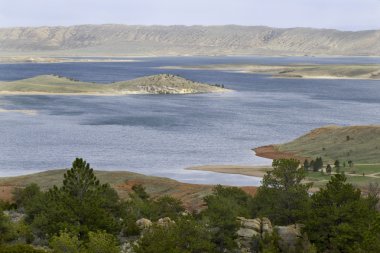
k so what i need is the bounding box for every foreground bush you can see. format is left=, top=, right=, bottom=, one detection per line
left=0, top=244, right=46, bottom=253
left=134, top=217, right=215, bottom=253
left=49, top=230, right=119, bottom=253
left=202, top=185, right=253, bottom=251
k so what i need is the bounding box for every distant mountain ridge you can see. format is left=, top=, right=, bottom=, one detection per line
left=0, top=24, right=379, bottom=56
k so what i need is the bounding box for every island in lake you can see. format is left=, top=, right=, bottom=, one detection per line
left=0, top=74, right=229, bottom=95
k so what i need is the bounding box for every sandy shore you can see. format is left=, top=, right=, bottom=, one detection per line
left=185, top=145, right=309, bottom=179
left=186, top=165, right=271, bottom=178
left=0, top=108, right=38, bottom=115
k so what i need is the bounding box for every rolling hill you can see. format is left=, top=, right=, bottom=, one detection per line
left=1, top=25, right=379, bottom=56
left=255, top=125, right=380, bottom=164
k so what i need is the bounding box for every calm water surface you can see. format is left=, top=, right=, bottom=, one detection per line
left=1, top=56, right=380, bottom=185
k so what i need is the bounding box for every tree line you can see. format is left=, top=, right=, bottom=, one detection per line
left=0, top=157, right=379, bottom=252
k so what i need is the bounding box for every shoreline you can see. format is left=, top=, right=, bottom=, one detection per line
left=253, top=145, right=309, bottom=161
left=0, top=74, right=231, bottom=96
left=0, top=57, right=142, bottom=64
left=158, top=64, right=380, bottom=81
left=0, top=90, right=231, bottom=96
left=185, top=165, right=271, bottom=178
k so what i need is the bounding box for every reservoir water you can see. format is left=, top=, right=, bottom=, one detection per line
left=1, top=56, right=380, bottom=185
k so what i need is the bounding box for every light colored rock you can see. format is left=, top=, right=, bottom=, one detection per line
left=135, top=218, right=152, bottom=230
left=236, top=217, right=273, bottom=253
left=237, top=228, right=259, bottom=238
left=157, top=217, right=175, bottom=227
left=3, top=210, right=25, bottom=223
left=181, top=210, right=191, bottom=216
left=237, top=217, right=273, bottom=235
left=261, top=218, right=273, bottom=234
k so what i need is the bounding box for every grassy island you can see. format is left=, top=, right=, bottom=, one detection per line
left=0, top=74, right=229, bottom=95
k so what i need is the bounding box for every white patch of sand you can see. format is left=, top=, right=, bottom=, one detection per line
left=0, top=108, right=38, bottom=116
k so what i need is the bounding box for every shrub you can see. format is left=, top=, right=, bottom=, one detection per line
left=85, top=231, right=119, bottom=253
left=0, top=244, right=46, bottom=253
left=49, top=231, right=81, bottom=253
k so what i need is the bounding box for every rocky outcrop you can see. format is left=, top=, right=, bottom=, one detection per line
left=236, top=217, right=303, bottom=253
left=236, top=217, right=273, bottom=252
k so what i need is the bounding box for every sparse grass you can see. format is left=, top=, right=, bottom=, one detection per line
left=304, top=164, right=380, bottom=188
left=278, top=125, right=380, bottom=164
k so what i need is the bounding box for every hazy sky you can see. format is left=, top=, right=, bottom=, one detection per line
left=0, top=0, right=379, bottom=30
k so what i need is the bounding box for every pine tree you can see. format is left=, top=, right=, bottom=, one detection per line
left=326, top=164, right=332, bottom=174
left=303, top=159, right=310, bottom=171
left=63, top=158, right=102, bottom=201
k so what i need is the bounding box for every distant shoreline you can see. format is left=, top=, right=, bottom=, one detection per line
left=159, top=64, right=380, bottom=80
left=0, top=56, right=142, bottom=64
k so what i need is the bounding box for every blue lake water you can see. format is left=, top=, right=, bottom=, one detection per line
left=0, top=56, right=380, bottom=186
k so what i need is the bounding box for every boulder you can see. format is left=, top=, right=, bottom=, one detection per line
left=237, top=217, right=273, bottom=235
left=157, top=217, right=175, bottom=227
left=236, top=217, right=273, bottom=253
left=135, top=218, right=152, bottom=230
left=237, top=227, right=259, bottom=238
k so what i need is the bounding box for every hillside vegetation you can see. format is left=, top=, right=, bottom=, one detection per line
left=0, top=169, right=216, bottom=211
left=1, top=158, right=379, bottom=252
left=0, top=74, right=228, bottom=95
left=276, top=125, right=380, bottom=164
left=1, top=25, right=380, bottom=56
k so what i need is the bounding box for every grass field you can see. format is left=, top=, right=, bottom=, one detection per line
left=0, top=169, right=257, bottom=211
left=277, top=125, right=380, bottom=164
left=305, top=164, right=380, bottom=189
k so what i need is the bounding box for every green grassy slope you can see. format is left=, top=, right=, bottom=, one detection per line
left=277, top=125, right=380, bottom=164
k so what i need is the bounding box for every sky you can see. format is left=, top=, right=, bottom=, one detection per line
left=0, top=0, right=379, bottom=31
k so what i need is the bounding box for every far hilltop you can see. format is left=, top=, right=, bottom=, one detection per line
left=1, top=24, right=379, bottom=57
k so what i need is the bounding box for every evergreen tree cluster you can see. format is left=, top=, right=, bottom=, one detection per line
left=1, top=158, right=380, bottom=253
left=304, top=157, right=323, bottom=172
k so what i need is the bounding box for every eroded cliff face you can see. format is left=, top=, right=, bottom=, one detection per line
left=1, top=25, right=379, bottom=56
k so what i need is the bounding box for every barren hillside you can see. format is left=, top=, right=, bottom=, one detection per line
left=1, top=25, right=379, bottom=56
